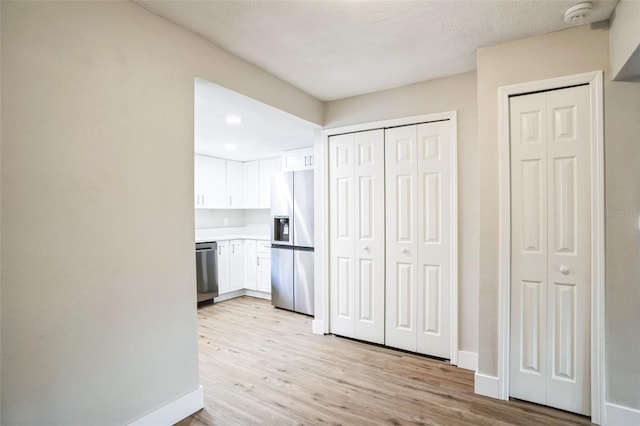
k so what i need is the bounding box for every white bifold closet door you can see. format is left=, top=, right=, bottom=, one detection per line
left=509, top=85, right=591, bottom=415
left=385, top=121, right=452, bottom=358
left=329, top=129, right=385, bottom=344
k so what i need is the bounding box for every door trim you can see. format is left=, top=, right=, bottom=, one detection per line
left=318, top=111, right=459, bottom=365
left=496, top=71, right=604, bottom=424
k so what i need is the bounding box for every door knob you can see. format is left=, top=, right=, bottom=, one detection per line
left=363, top=246, right=370, bottom=252
left=401, top=248, right=408, bottom=254
left=560, top=265, right=570, bottom=275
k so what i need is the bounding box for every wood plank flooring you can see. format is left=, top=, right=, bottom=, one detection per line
left=177, top=296, right=592, bottom=426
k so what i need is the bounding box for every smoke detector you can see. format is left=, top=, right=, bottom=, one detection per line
left=564, top=2, right=593, bottom=25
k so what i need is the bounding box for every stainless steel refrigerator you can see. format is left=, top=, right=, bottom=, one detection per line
left=271, top=170, right=314, bottom=315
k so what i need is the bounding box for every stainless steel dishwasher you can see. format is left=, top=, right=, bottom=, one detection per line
left=195, top=242, right=218, bottom=305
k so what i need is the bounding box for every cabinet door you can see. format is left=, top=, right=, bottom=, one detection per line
left=229, top=239, right=244, bottom=291
left=259, top=158, right=281, bottom=208
left=244, top=161, right=260, bottom=209
left=257, top=254, right=271, bottom=293
left=244, top=240, right=257, bottom=290
left=256, top=240, right=271, bottom=293
left=208, top=157, right=227, bottom=208
left=217, top=241, right=230, bottom=294
left=195, top=155, right=226, bottom=209
left=282, top=148, right=313, bottom=171
left=226, top=160, right=244, bottom=208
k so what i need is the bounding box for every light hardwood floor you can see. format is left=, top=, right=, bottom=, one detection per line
left=178, top=296, right=592, bottom=426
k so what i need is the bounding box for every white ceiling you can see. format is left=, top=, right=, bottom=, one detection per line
left=194, top=78, right=318, bottom=161
left=135, top=0, right=617, bottom=101
left=144, top=0, right=617, bottom=162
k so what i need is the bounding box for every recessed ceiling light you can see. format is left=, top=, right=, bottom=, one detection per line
left=225, top=115, right=242, bottom=125
left=224, top=143, right=237, bottom=151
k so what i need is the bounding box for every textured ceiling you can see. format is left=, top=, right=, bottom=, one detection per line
left=194, top=78, right=318, bottom=161
left=135, top=0, right=617, bottom=101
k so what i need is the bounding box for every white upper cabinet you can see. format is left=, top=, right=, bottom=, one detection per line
left=195, top=155, right=281, bottom=210
left=282, top=147, right=314, bottom=171
left=244, top=160, right=260, bottom=209
left=226, top=160, right=244, bottom=208
left=195, top=154, right=226, bottom=209
left=259, top=157, right=282, bottom=208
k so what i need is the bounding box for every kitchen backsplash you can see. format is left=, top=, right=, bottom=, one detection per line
left=195, top=208, right=270, bottom=230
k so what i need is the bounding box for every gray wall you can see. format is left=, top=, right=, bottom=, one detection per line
left=325, top=71, right=479, bottom=355
left=0, top=1, right=322, bottom=424
left=476, top=23, right=640, bottom=409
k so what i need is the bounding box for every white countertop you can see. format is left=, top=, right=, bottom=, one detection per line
left=195, top=227, right=270, bottom=243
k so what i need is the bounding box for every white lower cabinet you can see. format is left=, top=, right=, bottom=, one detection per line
left=217, top=241, right=230, bottom=294
left=244, top=240, right=257, bottom=290
left=229, top=240, right=244, bottom=292
left=217, top=239, right=271, bottom=297
left=256, top=240, right=271, bottom=293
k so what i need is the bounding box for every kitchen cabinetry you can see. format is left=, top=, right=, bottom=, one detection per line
left=226, top=161, right=244, bottom=208
left=195, top=155, right=280, bottom=210
left=217, top=240, right=230, bottom=294
left=282, top=147, right=314, bottom=171
left=195, top=155, right=226, bottom=208
left=256, top=240, right=271, bottom=293
left=229, top=239, right=244, bottom=291
left=217, top=239, right=245, bottom=294
left=244, top=240, right=257, bottom=290
left=259, top=158, right=281, bottom=208
left=213, top=238, right=271, bottom=297
left=244, top=161, right=260, bottom=209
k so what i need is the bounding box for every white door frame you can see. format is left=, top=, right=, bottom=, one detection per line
left=496, top=71, right=605, bottom=424
left=316, top=111, right=459, bottom=365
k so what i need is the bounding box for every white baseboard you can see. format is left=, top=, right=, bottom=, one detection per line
left=605, top=401, right=640, bottom=426
left=312, top=319, right=325, bottom=335
left=457, top=351, right=478, bottom=371
left=244, top=289, right=271, bottom=300
left=214, top=290, right=245, bottom=303
left=474, top=372, right=501, bottom=400
left=128, top=385, right=204, bottom=426
left=214, top=289, right=271, bottom=303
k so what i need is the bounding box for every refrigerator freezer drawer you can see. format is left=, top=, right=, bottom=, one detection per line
left=294, top=249, right=314, bottom=316
left=271, top=247, right=294, bottom=310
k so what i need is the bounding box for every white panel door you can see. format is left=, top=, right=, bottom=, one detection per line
left=353, top=130, right=385, bottom=344
left=510, top=85, right=591, bottom=415
left=385, top=121, right=452, bottom=358
left=416, top=121, right=451, bottom=358
left=385, top=125, right=419, bottom=352
left=329, top=129, right=385, bottom=344
left=329, top=133, right=356, bottom=338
